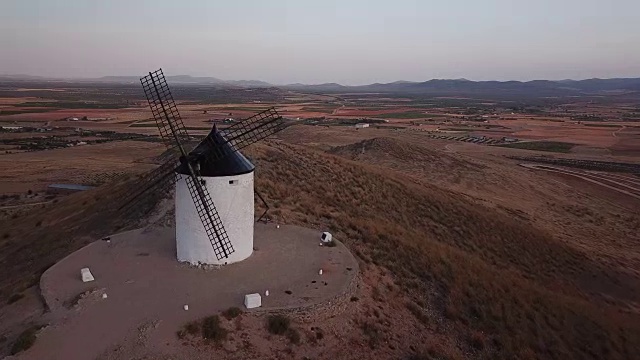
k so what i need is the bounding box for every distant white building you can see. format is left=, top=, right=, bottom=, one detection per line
left=355, top=123, right=370, bottom=129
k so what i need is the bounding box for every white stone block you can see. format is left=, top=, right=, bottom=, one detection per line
left=183, top=304, right=189, bottom=311
left=321, top=232, right=332, bottom=243
left=244, top=293, right=262, bottom=309
left=265, top=290, right=269, bottom=297
left=81, top=268, right=94, bottom=283
left=102, top=293, right=108, bottom=299
left=319, top=269, right=323, bottom=275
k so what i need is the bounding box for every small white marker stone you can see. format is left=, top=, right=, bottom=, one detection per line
left=276, top=225, right=280, bottom=229
left=183, top=305, right=189, bottom=311
left=244, top=293, right=262, bottom=309
left=102, top=293, right=108, bottom=299
left=319, top=269, right=323, bottom=275
left=80, top=268, right=95, bottom=283
left=265, top=290, right=269, bottom=297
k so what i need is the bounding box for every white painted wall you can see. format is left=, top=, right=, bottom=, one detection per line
left=175, top=172, right=254, bottom=265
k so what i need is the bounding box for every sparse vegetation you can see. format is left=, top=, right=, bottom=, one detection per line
left=7, top=293, right=24, bottom=304
left=360, top=321, right=382, bottom=349
left=250, top=142, right=640, bottom=359
left=381, top=112, right=433, bottom=119
left=405, top=301, right=429, bottom=325
left=184, top=321, right=200, bottom=335
left=286, top=328, right=301, bottom=344
left=10, top=326, right=41, bottom=355
left=222, top=306, right=242, bottom=320
left=201, top=315, right=227, bottom=341
left=267, top=314, right=291, bottom=335
left=499, top=140, right=575, bottom=153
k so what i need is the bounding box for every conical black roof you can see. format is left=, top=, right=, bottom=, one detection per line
left=177, top=126, right=255, bottom=177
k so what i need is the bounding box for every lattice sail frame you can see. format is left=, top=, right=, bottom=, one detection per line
left=140, top=69, right=234, bottom=260
left=184, top=175, right=234, bottom=259
left=140, top=69, right=190, bottom=150
left=200, top=107, right=285, bottom=163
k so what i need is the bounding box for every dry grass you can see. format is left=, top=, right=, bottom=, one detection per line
left=0, top=176, right=167, bottom=300
left=0, top=129, right=638, bottom=358
left=248, top=141, right=640, bottom=359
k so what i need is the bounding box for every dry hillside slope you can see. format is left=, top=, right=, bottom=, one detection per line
left=249, top=141, right=640, bottom=359
left=0, top=138, right=638, bottom=359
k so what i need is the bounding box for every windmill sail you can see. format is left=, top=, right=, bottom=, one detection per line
left=199, top=108, right=285, bottom=163
left=140, top=69, right=190, bottom=151
left=137, top=69, right=234, bottom=259
left=184, top=174, right=234, bottom=260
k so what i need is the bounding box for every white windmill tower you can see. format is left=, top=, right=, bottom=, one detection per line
left=121, top=69, right=285, bottom=265
left=175, top=127, right=256, bottom=265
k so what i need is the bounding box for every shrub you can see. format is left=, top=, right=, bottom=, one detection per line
left=35, top=220, right=42, bottom=227
left=406, top=301, right=429, bottom=325
left=7, top=293, right=24, bottom=304
left=326, top=240, right=337, bottom=247
left=267, top=314, right=290, bottom=335
left=184, top=321, right=200, bottom=335
left=222, top=306, right=242, bottom=320
left=202, top=315, right=227, bottom=341
left=2, top=232, right=10, bottom=239
left=286, top=328, right=301, bottom=344
left=10, top=326, right=40, bottom=355
left=361, top=321, right=381, bottom=348
left=350, top=296, right=359, bottom=302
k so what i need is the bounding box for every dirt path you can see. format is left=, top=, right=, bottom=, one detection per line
left=520, top=163, right=640, bottom=200
left=0, top=201, right=50, bottom=210
left=612, top=125, right=626, bottom=138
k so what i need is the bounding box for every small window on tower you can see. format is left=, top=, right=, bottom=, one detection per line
left=229, top=179, right=238, bottom=185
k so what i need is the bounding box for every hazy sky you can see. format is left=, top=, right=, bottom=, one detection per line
left=1, top=0, right=639, bottom=85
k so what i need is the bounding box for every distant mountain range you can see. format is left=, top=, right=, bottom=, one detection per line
left=2, top=74, right=640, bottom=97
left=0, top=74, right=272, bottom=88
left=282, top=78, right=640, bottom=96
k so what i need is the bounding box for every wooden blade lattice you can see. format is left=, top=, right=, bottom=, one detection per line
left=184, top=174, right=234, bottom=260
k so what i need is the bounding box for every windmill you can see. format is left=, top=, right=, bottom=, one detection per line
left=120, top=69, right=286, bottom=265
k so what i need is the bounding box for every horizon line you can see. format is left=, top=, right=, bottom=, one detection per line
left=1, top=73, right=639, bottom=87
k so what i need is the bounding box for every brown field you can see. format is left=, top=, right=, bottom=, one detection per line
left=0, top=85, right=639, bottom=359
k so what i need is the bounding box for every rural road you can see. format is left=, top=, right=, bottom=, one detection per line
left=612, top=125, right=626, bottom=138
